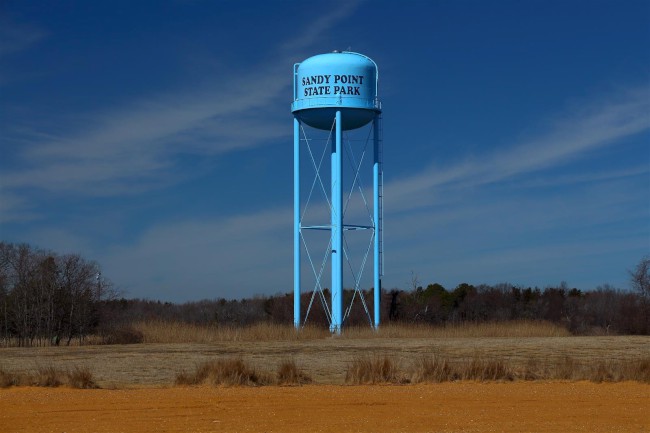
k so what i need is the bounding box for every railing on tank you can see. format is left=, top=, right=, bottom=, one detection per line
left=291, top=97, right=381, bottom=112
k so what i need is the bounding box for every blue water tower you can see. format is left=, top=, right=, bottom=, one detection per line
left=292, top=51, right=383, bottom=333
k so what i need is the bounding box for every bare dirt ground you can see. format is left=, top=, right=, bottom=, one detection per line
left=1, top=382, right=648, bottom=433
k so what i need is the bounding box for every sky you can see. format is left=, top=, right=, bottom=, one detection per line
left=1, top=0, right=649, bottom=302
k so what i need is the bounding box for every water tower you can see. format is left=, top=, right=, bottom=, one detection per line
left=292, top=51, right=383, bottom=333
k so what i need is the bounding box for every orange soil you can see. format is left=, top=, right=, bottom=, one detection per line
left=1, top=382, right=648, bottom=433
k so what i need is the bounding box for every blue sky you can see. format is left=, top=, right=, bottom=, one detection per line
left=1, top=0, right=648, bottom=302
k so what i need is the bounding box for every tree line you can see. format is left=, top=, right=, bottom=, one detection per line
left=1, top=241, right=648, bottom=347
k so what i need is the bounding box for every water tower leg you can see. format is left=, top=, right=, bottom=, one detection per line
left=373, top=114, right=381, bottom=329
left=293, top=116, right=301, bottom=329
left=331, top=110, right=343, bottom=334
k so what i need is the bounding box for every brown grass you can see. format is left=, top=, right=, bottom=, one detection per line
left=66, top=365, right=99, bottom=389
left=175, top=358, right=272, bottom=386
left=277, top=359, right=312, bottom=386
left=0, top=367, right=17, bottom=388
left=541, top=356, right=650, bottom=383
left=343, top=354, right=650, bottom=385
left=339, top=321, right=569, bottom=339
left=460, top=358, right=515, bottom=381
left=100, top=325, right=144, bottom=345
left=32, top=365, right=63, bottom=387
left=408, top=356, right=514, bottom=383
left=0, top=365, right=98, bottom=389
left=134, top=321, right=330, bottom=344
left=2, top=333, right=648, bottom=387
left=409, top=355, right=455, bottom=383
left=132, top=320, right=569, bottom=344
left=176, top=358, right=312, bottom=387
left=345, top=356, right=403, bottom=384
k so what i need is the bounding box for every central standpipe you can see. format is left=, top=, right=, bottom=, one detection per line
left=292, top=51, right=382, bottom=334
left=331, top=110, right=343, bottom=332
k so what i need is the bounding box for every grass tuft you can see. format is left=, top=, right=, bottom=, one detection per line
left=277, top=359, right=312, bottom=386
left=0, top=367, right=18, bottom=388
left=175, top=358, right=272, bottom=387
left=32, top=365, right=63, bottom=387
left=522, top=358, right=542, bottom=381
left=66, top=366, right=99, bottom=389
left=0, top=365, right=99, bottom=389
left=345, top=356, right=403, bottom=384
left=410, top=355, right=455, bottom=383
left=460, top=358, right=515, bottom=381
left=409, top=355, right=514, bottom=383
left=552, top=356, right=579, bottom=380
left=174, top=370, right=196, bottom=386
left=622, top=358, right=650, bottom=383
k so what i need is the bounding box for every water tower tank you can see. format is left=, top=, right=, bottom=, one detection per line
left=291, top=51, right=381, bottom=130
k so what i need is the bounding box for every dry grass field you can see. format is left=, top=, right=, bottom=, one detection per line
left=1, top=322, right=649, bottom=432
left=1, top=322, right=648, bottom=386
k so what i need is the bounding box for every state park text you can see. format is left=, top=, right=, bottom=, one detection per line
left=301, top=74, right=365, bottom=97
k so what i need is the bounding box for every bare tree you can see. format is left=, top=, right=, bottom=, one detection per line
left=630, top=256, right=650, bottom=299
left=630, top=256, right=650, bottom=333
left=59, top=254, right=100, bottom=345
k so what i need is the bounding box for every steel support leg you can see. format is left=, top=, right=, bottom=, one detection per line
left=294, top=116, right=301, bottom=329
left=373, top=114, right=381, bottom=329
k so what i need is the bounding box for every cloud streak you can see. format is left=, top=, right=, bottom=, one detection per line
left=0, top=17, right=45, bottom=58
left=385, top=85, right=650, bottom=213
left=0, top=17, right=46, bottom=87
left=100, top=208, right=292, bottom=300
left=1, top=3, right=361, bottom=210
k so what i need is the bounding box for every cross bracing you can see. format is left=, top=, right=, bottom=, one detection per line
left=294, top=114, right=382, bottom=331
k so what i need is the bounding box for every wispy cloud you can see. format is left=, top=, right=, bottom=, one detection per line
left=0, top=192, right=37, bottom=225
left=101, top=208, right=292, bottom=300
left=0, top=17, right=46, bottom=86
left=279, top=0, right=361, bottom=54
left=0, top=18, right=45, bottom=58
left=385, top=85, right=650, bottom=213
left=1, top=3, right=361, bottom=211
